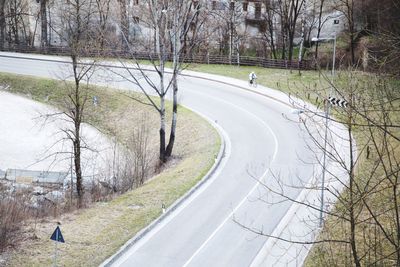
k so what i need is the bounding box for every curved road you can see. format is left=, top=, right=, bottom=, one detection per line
left=0, top=53, right=319, bottom=266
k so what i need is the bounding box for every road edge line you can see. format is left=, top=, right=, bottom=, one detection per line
left=100, top=115, right=227, bottom=267
left=0, top=52, right=319, bottom=266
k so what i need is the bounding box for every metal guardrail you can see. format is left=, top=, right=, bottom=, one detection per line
left=2, top=169, right=68, bottom=184
left=0, top=45, right=312, bottom=70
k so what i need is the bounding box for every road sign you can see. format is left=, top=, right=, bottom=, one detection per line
left=328, top=96, right=348, bottom=108
left=93, top=95, right=99, bottom=106
left=50, top=226, right=65, bottom=243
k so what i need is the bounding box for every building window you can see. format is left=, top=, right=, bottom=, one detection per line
left=255, top=3, right=261, bottom=19
left=242, top=2, right=248, bottom=12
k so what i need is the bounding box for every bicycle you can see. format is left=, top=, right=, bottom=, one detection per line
left=249, top=78, right=257, bottom=88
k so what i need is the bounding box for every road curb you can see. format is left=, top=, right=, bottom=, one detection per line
left=0, top=53, right=234, bottom=267
left=1, top=52, right=319, bottom=266
left=98, top=71, right=293, bottom=267
left=0, top=52, right=292, bottom=109
left=99, top=70, right=294, bottom=267
left=180, top=72, right=292, bottom=109
left=100, top=116, right=227, bottom=267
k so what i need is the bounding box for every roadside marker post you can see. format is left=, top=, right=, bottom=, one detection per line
left=50, top=226, right=65, bottom=267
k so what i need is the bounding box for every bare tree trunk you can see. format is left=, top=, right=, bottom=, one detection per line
left=267, top=27, right=278, bottom=59
left=165, top=77, right=177, bottom=158
left=159, top=97, right=166, bottom=162
left=60, top=0, right=95, bottom=208
left=153, top=0, right=167, bottom=163
left=336, top=0, right=356, bottom=65
left=287, top=0, right=304, bottom=62
left=263, top=0, right=278, bottom=59
left=40, top=0, right=48, bottom=48
left=95, top=0, right=111, bottom=50
left=315, top=0, right=325, bottom=60
left=281, top=27, right=287, bottom=59
left=337, top=87, right=362, bottom=267
left=288, top=30, right=295, bottom=61
left=165, top=7, right=181, bottom=158
left=118, top=0, right=128, bottom=50
left=347, top=0, right=356, bottom=65
left=114, top=0, right=203, bottom=163
left=0, top=0, right=5, bottom=49
left=10, top=0, right=19, bottom=45
left=71, top=54, right=84, bottom=208
left=348, top=120, right=361, bottom=267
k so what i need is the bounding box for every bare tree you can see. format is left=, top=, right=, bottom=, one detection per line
left=261, top=0, right=279, bottom=59
left=117, top=0, right=129, bottom=49
left=334, top=0, right=356, bottom=65
left=5, top=0, right=31, bottom=46
left=37, top=0, right=48, bottom=47
left=360, top=0, right=400, bottom=75
left=110, top=0, right=203, bottom=163
left=128, top=112, right=152, bottom=189
left=235, top=69, right=400, bottom=266
left=313, top=0, right=326, bottom=59
left=204, top=0, right=243, bottom=59
left=0, top=185, right=30, bottom=252
left=94, top=0, right=111, bottom=50
left=0, top=0, right=6, bottom=49
left=57, top=0, right=97, bottom=207
left=263, top=0, right=305, bottom=61
left=286, top=0, right=306, bottom=61
left=213, top=0, right=243, bottom=63
left=165, top=0, right=202, bottom=157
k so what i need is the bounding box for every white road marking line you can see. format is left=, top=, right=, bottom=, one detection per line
left=1, top=54, right=284, bottom=266
left=182, top=91, right=279, bottom=267
left=111, top=113, right=232, bottom=267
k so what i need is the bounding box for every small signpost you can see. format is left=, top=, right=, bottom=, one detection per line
left=162, top=203, right=166, bottom=214
left=93, top=95, right=99, bottom=106
left=50, top=226, right=65, bottom=267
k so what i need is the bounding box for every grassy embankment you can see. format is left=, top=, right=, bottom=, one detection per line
left=0, top=72, right=220, bottom=266
left=303, top=74, right=400, bottom=266
left=1, top=62, right=397, bottom=265
left=189, top=63, right=330, bottom=95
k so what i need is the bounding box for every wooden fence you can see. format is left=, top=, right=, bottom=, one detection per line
left=0, top=45, right=312, bottom=70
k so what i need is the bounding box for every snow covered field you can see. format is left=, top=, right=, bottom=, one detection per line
left=0, top=90, right=114, bottom=181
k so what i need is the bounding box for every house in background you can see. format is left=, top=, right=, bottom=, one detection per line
left=1, top=0, right=343, bottom=60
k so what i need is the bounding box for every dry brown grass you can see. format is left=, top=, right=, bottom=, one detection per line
left=0, top=73, right=220, bottom=266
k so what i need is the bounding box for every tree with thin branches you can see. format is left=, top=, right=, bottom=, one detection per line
left=110, top=0, right=203, bottom=163
left=57, top=0, right=98, bottom=207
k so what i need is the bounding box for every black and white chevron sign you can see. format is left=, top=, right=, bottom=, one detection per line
left=328, top=97, right=348, bottom=108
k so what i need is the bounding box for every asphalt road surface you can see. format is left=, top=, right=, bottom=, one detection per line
left=0, top=53, right=318, bottom=266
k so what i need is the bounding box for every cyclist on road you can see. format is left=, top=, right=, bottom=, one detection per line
left=249, top=71, right=257, bottom=87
